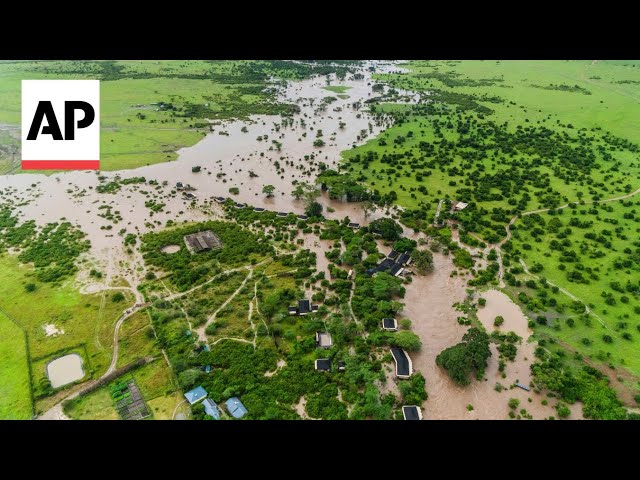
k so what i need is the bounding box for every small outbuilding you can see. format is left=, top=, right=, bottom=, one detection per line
left=203, top=398, right=220, bottom=419
left=184, top=386, right=208, bottom=405
left=225, top=397, right=248, bottom=419
left=315, top=359, right=331, bottom=372
left=348, top=222, right=360, bottom=229
left=397, top=252, right=412, bottom=266
left=452, top=201, right=468, bottom=212
left=382, top=318, right=398, bottom=331
left=402, top=405, right=423, bottom=420
left=316, top=332, right=333, bottom=349
left=214, top=196, right=226, bottom=203
left=337, top=361, right=346, bottom=372
left=390, top=347, right=413, bottom=379
left=289, top=299, right=319, bottom=316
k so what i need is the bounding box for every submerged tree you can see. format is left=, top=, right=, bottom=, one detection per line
left=361, top=200, right=376, bottom=220
left=292, top=181, right=321, bottom=211
left=262, top=184, right=275, bottom=198
left=412, top=249, right=434, bottom=275
left=436, top=327, right=491, bottom=386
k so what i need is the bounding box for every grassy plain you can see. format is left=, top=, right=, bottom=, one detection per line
left=0, top=310, right=31, bottom=419
left=0, top=254, right=133, bottom=413
left=65, top=310, right=178, bottom=420
left=507, top=199, right=640, bottom=376
left=343, top=60, right=640, bottom=391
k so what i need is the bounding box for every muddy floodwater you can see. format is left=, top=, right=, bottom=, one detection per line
left=47, top=354, right=85, bottom=388
left=0, top=61, right=405, bottom=290
left=399, top=255, right=581, bottom=420
left=477, top=289, right=530, bottom=338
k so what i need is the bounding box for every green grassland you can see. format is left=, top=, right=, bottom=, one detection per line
left=0, top=310, right=31, bottom=419
left=383, top=60, right=640, bottom=142
left=0, top=60, right=356, bottom=172
left=343, top=61, right=640, bottom=241
left=0, top=254, right=134, bottom=414
left=65, top=310, right=178, bottom=420
left=339, top=60, right=640, bottom=398
left=505, top=199, right=640, bottom=375
left=322, top=85, right=352, bottom=94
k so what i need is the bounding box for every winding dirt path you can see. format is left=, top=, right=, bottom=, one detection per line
left=454, top=186, right=640, bottom=331
left=196, top=268, right=254, bottom=341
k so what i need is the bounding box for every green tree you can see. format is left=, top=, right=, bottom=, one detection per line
left=436, top=343, right=472, bottom=385
left=361, top=200, right=376, bottom=220
left=555, top=402, right=571, bottom=418
left=262, top=184, right=275, bottom=197
left=305, top=201, right=323, bottom=217
left=462, top=328, right=491, bottom=377
left=178, top=369, right=201, bottom=390
left=369, top=218, right=403, bottom=241
left=494, top=316, right=505, bottom=327
left=436, top=327, right=491, bottom=385
left=412, top=249, right=434, bottom=275
left=111, top=292, right=125, bottom=302
left=391, top=331, right=422, bottom=352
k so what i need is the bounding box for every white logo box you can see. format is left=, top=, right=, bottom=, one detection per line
left=22, top=79, right=100, bottom=170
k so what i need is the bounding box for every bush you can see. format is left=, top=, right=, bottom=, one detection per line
left=494, top=316, right=504, bottom=327
left=111, top=292, right=125, bottom=303
left=555, top=402, right=571, bottom=418
left=399, top=319, right=412, bottom=330
left=508, top=398, right=520, bottom=410
left=390, top=331, right=422, bottom=352
left=24, top=283, right=37, bottom=292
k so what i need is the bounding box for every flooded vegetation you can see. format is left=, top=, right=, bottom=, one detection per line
left=1, top=60, right=638, bottom=420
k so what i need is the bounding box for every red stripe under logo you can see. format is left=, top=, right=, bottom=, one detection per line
left=22, top=160, right=100, bottom=170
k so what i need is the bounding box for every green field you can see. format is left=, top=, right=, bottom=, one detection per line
left=505, top=198, right=640, bottom=375
left=338, top=60, right=640, bottom=401
left=343, top=61, right=640, bottom=241
left=64, top=310, right=178, bottom=420
left=0, top=310, right=32, bottom=419
left=322, top=85, right=352, bottom=94
left=381, top=60, right=640, bottom=142
left=0, top=254, right=133, bottom=413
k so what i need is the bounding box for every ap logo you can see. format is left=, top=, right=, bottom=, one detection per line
left=22, top=80, right=100, bottom=170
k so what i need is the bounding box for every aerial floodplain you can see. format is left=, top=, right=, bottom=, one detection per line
left=1, top=60, right=639, bottom=421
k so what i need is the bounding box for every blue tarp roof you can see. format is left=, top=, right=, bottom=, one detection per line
left=184, top=386, right=208, bottom=404
left=203, top=398, right=220, bottom=419
left=225, top=397, right=248, bottom=419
